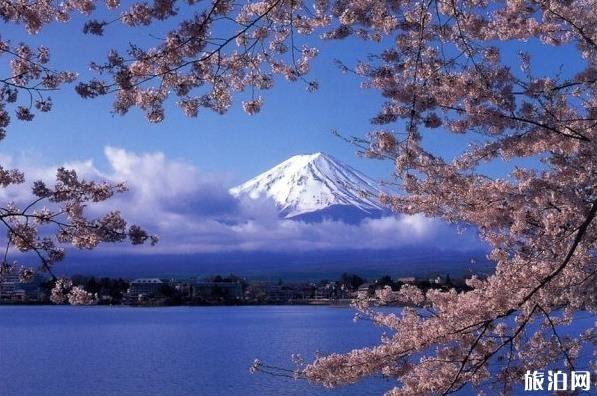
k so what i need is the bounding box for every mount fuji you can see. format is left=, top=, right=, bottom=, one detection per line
left=230, top=152, right=390, bottom=223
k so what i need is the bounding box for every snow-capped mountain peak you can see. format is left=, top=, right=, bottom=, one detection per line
left=230, top=152, right=387, bottom=221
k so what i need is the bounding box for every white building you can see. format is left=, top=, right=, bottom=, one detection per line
left=0, top=271, right=44, bottom=302
left=127, top=278, right=165, bottom=299
left=397, top=277, right=416, bottom=284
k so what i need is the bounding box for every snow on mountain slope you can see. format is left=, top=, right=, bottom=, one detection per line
left=230, top=153, right=388, bottom=221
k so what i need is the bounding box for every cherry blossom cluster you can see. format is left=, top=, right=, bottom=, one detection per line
left=72, top=0, right=327, bottom=121
left=1, top=167, right=157, bottom=303
left=0, top=41, right=77, bottom=139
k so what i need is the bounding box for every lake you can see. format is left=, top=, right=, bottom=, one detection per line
left=0, top=305, right=399, bottom=396
left=0, top=306, right=594, bottom=395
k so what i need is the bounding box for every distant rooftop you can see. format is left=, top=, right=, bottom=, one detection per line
left=131, top=278, right=163, bottom=284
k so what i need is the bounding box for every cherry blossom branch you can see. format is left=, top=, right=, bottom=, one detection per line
left=520, top=199, right=596, bottom=305
left=537, top=304, right=576, bottom=371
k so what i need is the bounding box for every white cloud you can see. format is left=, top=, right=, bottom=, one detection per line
left=0, top=147, right=483, bottom=254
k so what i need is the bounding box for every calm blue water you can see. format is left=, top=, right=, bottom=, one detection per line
left=0, top=306, right=398, bottom=396
left=0, top=306, right=594, bottom=396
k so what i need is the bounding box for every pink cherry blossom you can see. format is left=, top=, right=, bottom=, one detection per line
left=0, top=0, right=595, bottom=393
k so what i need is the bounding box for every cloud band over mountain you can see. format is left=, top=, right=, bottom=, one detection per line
left=0, top=147, right=484, bottom=255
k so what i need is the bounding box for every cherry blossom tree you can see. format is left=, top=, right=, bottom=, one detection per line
left=1, top=0, right=159, bottom=303
left=1, top=0, right=595, bottom=393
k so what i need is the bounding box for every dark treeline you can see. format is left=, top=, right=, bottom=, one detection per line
left=18, top=272, right=473, bottom=306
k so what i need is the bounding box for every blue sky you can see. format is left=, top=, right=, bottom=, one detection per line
left=0, top=5, right=586, bottom=258
left=3, top=13, right=395, bottom=184
left=3, top=7, right=583, bottom=185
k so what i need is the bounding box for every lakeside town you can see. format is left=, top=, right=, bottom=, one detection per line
left=0, top=270, right=473, bottom=306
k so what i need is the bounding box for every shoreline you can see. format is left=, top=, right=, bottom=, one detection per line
left=0, top=299, right=358, bottom=307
